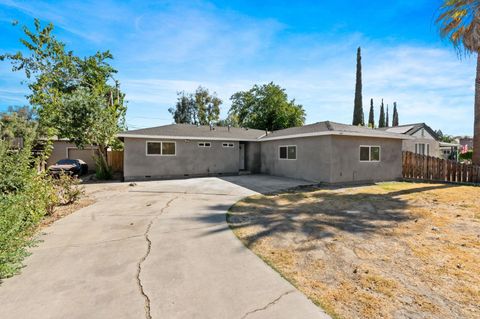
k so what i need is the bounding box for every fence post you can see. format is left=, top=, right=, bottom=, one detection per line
left=401, top=151, right=480, bottom=185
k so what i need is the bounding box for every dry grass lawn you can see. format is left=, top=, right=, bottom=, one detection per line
left=227, top=182, right=480, bottom=319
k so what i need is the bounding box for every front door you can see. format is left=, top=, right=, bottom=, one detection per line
left=239, top=143, right=245, bottom=170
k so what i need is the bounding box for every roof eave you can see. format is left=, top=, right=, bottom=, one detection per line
left=117, top=133, right=261, bottom=142
left=259, top=131, right=412, bottom=141
left=117, top=130, right=411, bottom=142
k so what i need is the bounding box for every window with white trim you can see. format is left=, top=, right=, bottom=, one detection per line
left=415, top=143, right=430, bottom=156
left=279, top=145, right=296, bottom=160
left=146, top=141, right=176, bottom=156
left=198, top=142, right=211, bottom=148
left=222, top=142, right=234, bottom=148
left=359, top=146, right=380, bottom=162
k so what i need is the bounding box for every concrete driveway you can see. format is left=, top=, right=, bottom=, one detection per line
left=0, top=175, right=330, bottom=319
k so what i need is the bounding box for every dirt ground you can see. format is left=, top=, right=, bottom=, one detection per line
left=40, top=180, right=129, bottom=228
left=227, top=182, right=480, bottom=319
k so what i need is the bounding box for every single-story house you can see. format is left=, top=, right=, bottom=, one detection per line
left=439, top=141, right=460, bottom=160
left=378, top=123, right=459, bottom=160
left=118, top=121, right=410, bottom=184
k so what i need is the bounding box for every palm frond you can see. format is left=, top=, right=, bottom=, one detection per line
left=436, top=0, right=480, bottom=54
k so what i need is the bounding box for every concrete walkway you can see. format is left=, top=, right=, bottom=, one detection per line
left=0, top=175, right=330, bottom=319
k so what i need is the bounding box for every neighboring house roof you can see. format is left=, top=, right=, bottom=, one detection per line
left=118, top=121, right=410, bottom=141
left=377, top=123, right=439, bottom=140
left=439, top=141, right=460, bottom=147
left=117, top=124, right=266, bottom=141
left=259, top=121, right=410, bottom=141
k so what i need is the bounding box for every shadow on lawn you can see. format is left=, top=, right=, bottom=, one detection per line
left=197, top=183, right=457, bottom=248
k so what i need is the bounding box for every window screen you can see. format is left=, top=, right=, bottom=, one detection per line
left=162, top=142, right=176, bottom=155
left=287, top=146, right=296, bottom=159
left=370, top=146, right=380, bottom=161
left=360, top=146, right=370, bottom=161
left=147, top=142, right=161, bottom=155
left=279, top=146, right=296, bottom=159
left=360, top=146, right=380, bottom=162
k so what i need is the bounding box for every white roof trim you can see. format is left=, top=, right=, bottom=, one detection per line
left=439, top=142, right=460, bottom=147
left=117, top=133, right=261, bottom=141
left=260, top=131, right=412, bottom=141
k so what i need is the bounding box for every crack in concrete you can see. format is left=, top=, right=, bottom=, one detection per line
left=240, top=290, right=295, bottom=319
left=136, top=196, right=179, bottom=319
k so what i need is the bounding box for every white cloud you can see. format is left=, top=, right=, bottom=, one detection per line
left=121, top=43, right=475, bottom=136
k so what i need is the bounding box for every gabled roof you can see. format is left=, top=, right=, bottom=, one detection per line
left=118, top=124, right=266, bottom=141
left=377, top=123, right=439, bottom=140
left=118, top=121, right=410, bottom=141
left=259, top=121, right=410, bottom=141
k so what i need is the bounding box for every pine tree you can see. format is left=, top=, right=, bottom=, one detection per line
left=368, top=98, right=375, bottom=128
left=378, top=99, right=386, bottom=128
left=392, top=102, right=399, bottom=126
left=352, top=47, right=364, bottom=126
left=386, top=105, right=389, bottom=127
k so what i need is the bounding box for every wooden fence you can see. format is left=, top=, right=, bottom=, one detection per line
left=402, top=151, right=480, bottom=184
left=107, top=150, right=124, bottom=173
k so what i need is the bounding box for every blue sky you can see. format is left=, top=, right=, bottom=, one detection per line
left=0, top=0, right=475, bottom=135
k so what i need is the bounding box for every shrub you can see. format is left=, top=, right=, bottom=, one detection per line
left=0, top=138, right=34, bottom=193
left=0, top=172, right=57, bottom=278
left=459, top=150, right=473, bottom=162
left=0, top=138, right=74, bottom=279
left=95, top=154, right=113, bottom=180
left=53, top=173, right=84, bottom=205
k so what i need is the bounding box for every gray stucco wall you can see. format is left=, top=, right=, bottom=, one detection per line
left=260, top=136, right=333, bottom=182
left=245, top=142, right=261, bottom=173
left=47, top=141, right=98, bottom=171
left=329, top=135, right=403, bottom=183
left=260, top=135, right=403, bottom=183
left=123, top=138, right=241, bottom=181
left=123, top=135, right=403, bottom=183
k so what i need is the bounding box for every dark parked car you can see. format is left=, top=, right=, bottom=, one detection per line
left=49, top=159, right=88, bottom=176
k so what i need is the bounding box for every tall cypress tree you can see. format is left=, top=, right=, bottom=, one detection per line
left=368, top=98, right=375, bottom=128
left=392, top=102, right=399, bottom=126
left=386, top=105, right=389, bottom=127
left=352, top=47, right=364, bottom=126
left=379, top=99, right=386, bottom=128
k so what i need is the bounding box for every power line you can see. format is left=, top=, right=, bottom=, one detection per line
left=128, top=116, right=171, bottom=120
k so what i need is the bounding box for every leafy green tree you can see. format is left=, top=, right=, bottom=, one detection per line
left=169, top=87, right=222, bottom=125
left=1, top=19, right=126, bottom=177
left=195, top=86, right=222, bottom=125
left=353, top=47, right=364, bottom=126
left=0, top=106, right=38, bottom=143
left=58, top=86, right=125, bottom=179
left=386, top=105, right=389, bottom=127
left=229, top=82, right=305, bottom=131
left=436, top=0, right=480, bottom=164
left=169, top=92, right=196, bottom=124
left=368, top=98, right=375, bottom=128
left=436, top=129, right=456, bottom=143
left=1, top=20, right=78, bottom=131
left=216, top=114, right=240, bottom=127
left=392, top=102, right=399, bottom=126
left=378, top=99, right=386, bottom=128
